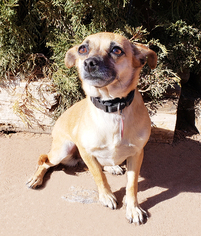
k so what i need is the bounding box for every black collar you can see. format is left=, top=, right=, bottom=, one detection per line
left=90, top=90, right=135, bottom=113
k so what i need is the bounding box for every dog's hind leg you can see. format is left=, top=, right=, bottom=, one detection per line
left=27, top=140, right=78, bottom=189
left=103, top=165, right=124, bottom=175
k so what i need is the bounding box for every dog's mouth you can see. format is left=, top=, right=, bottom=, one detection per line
left=82, top=56, right=117, bottom=88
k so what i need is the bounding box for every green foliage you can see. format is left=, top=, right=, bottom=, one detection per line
left=0, top=0, right=201, bottom=119
left=166, top=20, right=201, bottom=73
left=0, top=0, right=52, bottom=79
left=51, top=66, right=84, bottom=118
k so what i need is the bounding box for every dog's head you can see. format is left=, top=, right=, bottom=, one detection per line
left=65, top=32, right=157, bottom=98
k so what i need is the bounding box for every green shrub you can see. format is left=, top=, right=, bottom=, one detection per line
left=0, top=0, right=201, bottom=120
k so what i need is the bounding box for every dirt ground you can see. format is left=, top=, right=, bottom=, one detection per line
left=0, top=131, right=201, bottom=236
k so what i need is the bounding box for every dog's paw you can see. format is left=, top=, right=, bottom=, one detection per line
left=26, top=175, right=43, bottom=189
left=99, top=191, right=117, bottom=209
left=126, top=205, right=148, bottom=225
left=103, top=165, right=124, bottom=175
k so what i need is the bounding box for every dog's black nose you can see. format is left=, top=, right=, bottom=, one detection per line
left=84, top=57, right=99, bottom=73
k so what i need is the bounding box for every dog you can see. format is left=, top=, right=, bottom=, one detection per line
left=27, top=32, right=157, bottom=224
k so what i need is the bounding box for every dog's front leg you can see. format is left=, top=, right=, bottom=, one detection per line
left=126, top=150, right=148, bottom=224
left=78, top=147, right=117, bottom=209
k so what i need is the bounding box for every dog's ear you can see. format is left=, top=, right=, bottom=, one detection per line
left=132, top=43, right=157, bottom=69
left=64, top=45, right=79, bottom=68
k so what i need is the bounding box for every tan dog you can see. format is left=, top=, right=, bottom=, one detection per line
left=27, top=32, right=157, bottom=224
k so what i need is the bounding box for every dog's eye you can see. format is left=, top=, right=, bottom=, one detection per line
left=78, top=45, right=88, bottom=54
left=111, top=46, right=124, bottom=55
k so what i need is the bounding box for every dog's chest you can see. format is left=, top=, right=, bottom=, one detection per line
left=81, top=113, right=137, bottom=166
left=91, top=139, right=136, bottom=166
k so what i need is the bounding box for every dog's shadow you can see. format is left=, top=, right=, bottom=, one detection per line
left=138, top=135, right=201, bottom=211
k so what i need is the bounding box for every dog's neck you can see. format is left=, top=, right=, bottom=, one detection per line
left=90, top=90, right=135, bottom=113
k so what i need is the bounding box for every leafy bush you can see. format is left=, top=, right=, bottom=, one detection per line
left=0, top=0, right=50, bottom=78
left=0, top=0, right=201, bottom=119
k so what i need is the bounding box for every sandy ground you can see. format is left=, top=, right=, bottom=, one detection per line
left=0, top=131, right=201, bottom=236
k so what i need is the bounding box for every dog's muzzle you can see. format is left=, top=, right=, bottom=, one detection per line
left=82, top=56, right=116, bottom=88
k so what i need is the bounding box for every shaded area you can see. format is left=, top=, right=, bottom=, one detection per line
left=140, top=136, right=201, bottom=210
